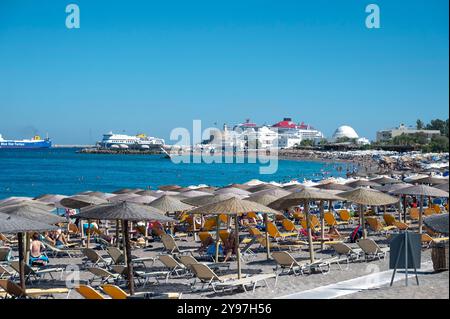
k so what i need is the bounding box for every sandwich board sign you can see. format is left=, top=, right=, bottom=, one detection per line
left=389, top=231, right=421, bottom=286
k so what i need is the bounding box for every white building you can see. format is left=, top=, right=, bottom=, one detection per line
left=330, top=125, right=371, bottom=145
left=376, top=124, right=441, bottom=142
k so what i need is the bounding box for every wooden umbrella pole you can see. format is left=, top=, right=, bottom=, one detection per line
left=215, top=215, right=220, bottom=263
left=305, top=200, right=315, bottom=263
left=86, top=219, right=91, bottom=248
left=122, top=220, right=135, bottom=295
left=319, top=201, right=325, bottom=251
left=403, top=196, right=407, bottom=223
left=234, top=215, right=241, bottom=279
left=116, top=220, right=120, bottom=247
left=360, top=205, right=367, bottom=239
left=419, top=195, right=424, bottom=234
left=263, top=213, right=270, bottom=260
left=17, top=232, right=26, bottom=291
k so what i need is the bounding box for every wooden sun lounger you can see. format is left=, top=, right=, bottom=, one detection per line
left=357, top=238, right=390, bottom=261
left=10, top=261, right=65, bottom=283
left=0, top=279, right=69, bottom=299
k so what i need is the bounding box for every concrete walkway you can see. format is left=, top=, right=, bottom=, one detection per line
left=277, top=261, right=433, bottom=299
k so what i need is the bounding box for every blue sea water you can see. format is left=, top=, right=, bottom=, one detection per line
left=0, top=148, right=351, bottom=199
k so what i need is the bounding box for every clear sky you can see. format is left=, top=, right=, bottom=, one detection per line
left=0, top=0, right=448, bottom=144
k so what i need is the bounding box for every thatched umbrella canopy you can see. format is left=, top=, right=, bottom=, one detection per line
left=338, top=188, right=399, bottom=238
left=414, top=176, right=449, bottom=186
left=195, top=186, right=217, bottom=193
left=111, top=188, right=143, bottom=195
left=77, top=202, right=173, bottom=295
left=0, top=197, right=33, bottom=205
left=424, top=214, right=449, bottom=235
left=314, top=182, right=353, bottom=191
left=60, top=195, right=108, bottom=209
left=0, top=212, right=57, bottom=290
left=346, top=179, right=380, bottom=188
left=181, top=194, right=239, bottom=207
left=0, top=203, right=65, bottom=225
left=391, top=185, right=449, bottom=233
left=188, top=197, right=280, bottom=277
left=148, top=195, right=194, bottom=213
left=246, top=183, right=279, bottom=193
left=370, top=176, right=403, bottom=185
left=108, top=193, right=141, bottom=203
left=179, top=190, right=213, bottom=198
left=224, top=183, right=251, bottom=190
left=245, top=194, right=278, bottom=206
left=251, top=188, right=291, bottom=199
left=214, top=187, right=251, bottom=197
left=80, top=191, right=115, bottom=200
left=158, top=185, right=182, bottom=191
left=435, top=183, right=449, bottom=192
left=34, top=194, right=68, bottom=204
left=376, top=183, right=411, bottom=193
left=0, top=198, right=55, bottom=212
left=135, top=190, right=158, bottom=196
left=127, top=195, right=157, bottom=204
left=282, top=184, right=305, bottom=192
left=269, top=188, right=343, bottom=261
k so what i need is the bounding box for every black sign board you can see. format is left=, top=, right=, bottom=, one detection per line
left=389, top=232, right=422, bottom=269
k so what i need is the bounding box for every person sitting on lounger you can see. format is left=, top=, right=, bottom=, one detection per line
left=198, top=235, right=215, bottom=252
left=223, top=231, right=237, bottom=263
left=49, top=230, right=69, bottom=248
left=30, top=233, right=49, bottom=266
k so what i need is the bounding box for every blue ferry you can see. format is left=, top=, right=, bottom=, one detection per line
left=0, top=134, right=52, bottom=149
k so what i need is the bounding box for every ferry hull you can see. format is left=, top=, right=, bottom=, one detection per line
left=0, top=140, right=52, bottom=149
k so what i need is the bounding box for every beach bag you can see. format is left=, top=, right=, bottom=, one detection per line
left=349, top=226, right=363, bottom=243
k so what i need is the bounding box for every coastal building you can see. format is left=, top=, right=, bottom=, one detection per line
left=205, top=118, right=325, bottom=150
left=330, top=125, right=370, bottom=145
left=376, top=124, right=441, bottom=142
left=98, top=132, right=165, bottom=150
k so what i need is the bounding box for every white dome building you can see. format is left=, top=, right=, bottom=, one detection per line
left=332, top=125, right=359, bottom=140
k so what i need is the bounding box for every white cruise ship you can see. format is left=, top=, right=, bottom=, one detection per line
left=98, top=132, right=165, bottom=150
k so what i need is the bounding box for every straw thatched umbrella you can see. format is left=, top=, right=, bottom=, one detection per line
left=250, top=188, right=291, bottom=199
left=414, top=176, right=449, bottom=186
left=111, top=188, right=143, bottom=195
left=148, top=195, right=194, bottom=213
left=346, top=180, right=381, bottom=188
left=314, top=182, right=353, bottom=191
left=0, top=212, right=57, bottom=290
left=282, top=184, right=305, bottom=192
left=77, top=202, right=173, bottom=295
left=424, top=214, right=449, bottom=235
left=214, top=187, right=251, bottom=197
left=370, top=176, right=402, bottom=185
left=269, top=188, right=343, bottom=262
left=158, top=185, right=182, bottom=191
left=245, top=194, right=278, bottom=206
left=179, top=190, right=213, bottom=198
left=127, top=195, right=157, bottom=204
left=375, top=183, right=412, bottom=222
left=435, top=183, right=449, bottom=192
left=181, top=194, right=239, bottom=207
left=391, top=185, right=449, bottom=233
left=224, top=183, right=251, bottom=190
left=108, top=193, right=141, bottom=203
left=60, top=195, right=108, bottom=209
left=246, top=183, right=279, bottom=193
left=338, top=188, right=399, bottom=238
left=187, top=197, right=280, bottom=278
left=0, top=203, right=65, bottom=225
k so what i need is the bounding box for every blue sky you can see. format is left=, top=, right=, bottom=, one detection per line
left=0, top=0, right=448, bottom=144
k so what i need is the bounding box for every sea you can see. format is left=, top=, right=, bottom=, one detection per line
left=0, top=148, right=352, bottom=200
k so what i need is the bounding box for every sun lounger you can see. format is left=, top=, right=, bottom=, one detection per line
left=87, top=267, right=121, bottom=285
left=161, top=234, right=197, bottom=255
left=213, top=273, right=276, bottom=293
left=366, top=217, right=397, bottom=235
left=10, top=261, right=64, bottom=283
left=44, top=242, right=82, bottom=258
left=75, top=284, right=107, bottom=299
left=0, top=247, right=11, bottom=264
left=178, top=255, right=230, bottom=272
left=324, top=212, right=348, bottom=228
left=190, top=263, right=274, bottom=293
left=82, top=248, right=113, bottom=268
left=421, top=234, right=449, bottom=248
left=267, top=222, right=298, bottom=241
left=271, top=251, right=310, bottom=277
left=0, top=265, right=15, bottom=279
left=101, top=284, right=182, bottom=299
left=331, top=242, right=363, bottom=261
left=357, top=238, right=390, bottom=261
left=106, top=246, right=156, bottom=268
left=0, top=279, right=69, bottom=299
left=158, top=254, right=189, bottom=279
